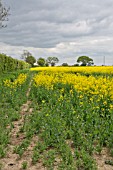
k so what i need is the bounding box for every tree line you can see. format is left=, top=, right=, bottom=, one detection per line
left=0, top=53, right=30, bottom=73
left=0, top=50, right=94, bottom=73
left=21, top=50, right=94, bottom=67
left=21, top=50, right=59, bottom=67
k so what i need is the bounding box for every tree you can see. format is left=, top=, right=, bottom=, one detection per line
left=21, top=50, right=36, bottom=67
left=21, top=50, right=32, bottom=60
left=0, top=0, right=10, bottom=28
left=25, top=56, right=36, bottom=67
left=73, top=63, right=79, bottom=67
left=62, top=63, right=68, bottom=66
left=37, top=57, right=46, bottom=66
left=46, top=57, right=59, bottom=66
left=77, top=56, right=94, bottom=66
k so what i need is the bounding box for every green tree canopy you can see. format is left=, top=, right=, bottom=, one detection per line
left=46, top=57, right=59, bottom=66
left=62, top=63, right=68, bottom=66
left=77, top=56, right=94, bottom=66
left=25, top=55, right=36, bottom=67
left=37, top=57, right=46, bottom=66
left=21, top=50, right=36, bottom=67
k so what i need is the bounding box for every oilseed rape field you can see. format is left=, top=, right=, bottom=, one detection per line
left=0, top=67, right=113, bottom=169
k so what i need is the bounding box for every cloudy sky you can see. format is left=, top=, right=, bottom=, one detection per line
left=0, top=0, right=113, bottom=65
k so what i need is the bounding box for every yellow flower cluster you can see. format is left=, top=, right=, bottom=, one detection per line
left=30, top=66, right=113, bottom=75
left=33, top=70, right=113, bottom=99
left=4, top=73, right=27, bottom=88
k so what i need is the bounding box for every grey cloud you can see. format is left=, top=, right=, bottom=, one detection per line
left=0, top=0, right=113, bottom=65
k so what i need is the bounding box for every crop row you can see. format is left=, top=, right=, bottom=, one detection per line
left=0, top=71, right=32, bottom=159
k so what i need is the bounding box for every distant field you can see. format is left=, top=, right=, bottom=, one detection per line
left=0, top=66, right=113, bottom=169
left=31, top=66, right=113, bottom=75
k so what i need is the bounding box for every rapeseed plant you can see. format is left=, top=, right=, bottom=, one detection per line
left=4, top=73, right=27, bottom=88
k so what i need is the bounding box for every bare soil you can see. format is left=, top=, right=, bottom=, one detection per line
left=94, top=148, right=113, bottom=170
